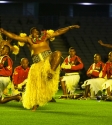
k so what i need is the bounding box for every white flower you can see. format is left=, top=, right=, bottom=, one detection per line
left=18, top=33, right=27, bottom=46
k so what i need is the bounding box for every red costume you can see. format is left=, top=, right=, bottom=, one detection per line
left=12, top=66, right=30, bottom=85
left=63, top=55, right=84, bottom=73
left=87, top=61, right=105, bottom=78
left=0, top=55, right=13, bottom=76
left=101, top=61, right=112, bottom=79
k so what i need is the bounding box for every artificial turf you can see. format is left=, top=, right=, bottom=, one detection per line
left=1, top=89, right=112, bottom=125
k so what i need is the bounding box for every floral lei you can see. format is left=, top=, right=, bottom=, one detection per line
left=32, top=31, right=47, bottom=44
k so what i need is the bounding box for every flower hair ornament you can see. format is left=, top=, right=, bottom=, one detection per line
left=47, top=29, right=55, bottom=41
left=12, top=45, right=19, bottom=55
left=18, top=33, right=27, bottom=46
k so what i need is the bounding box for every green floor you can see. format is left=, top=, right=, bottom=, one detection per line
left=1, top=89, right=112, bottom=125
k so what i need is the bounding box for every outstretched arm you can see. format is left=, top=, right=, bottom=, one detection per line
left=47, top=25, right=80, bottom=39
left=98, top=40, right=112, bottom=48
left=0, top=28, right=28, bottom=43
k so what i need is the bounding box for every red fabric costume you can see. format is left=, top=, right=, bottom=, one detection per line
left=101, top=61, right=112, bottom=79
left=63, top=55, right=84, bottom=73
left=87, top=61, right=105, bottom=78
left=0, top=55, right=13, bottom=76
left=12, top=66, right=30, bottom=85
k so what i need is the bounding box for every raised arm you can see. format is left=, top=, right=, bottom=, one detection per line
left=47, top=25, right=80, bottom=39
left=98, top=40, right=112, bottom=48
left=0, top=28, right=29, bottom=43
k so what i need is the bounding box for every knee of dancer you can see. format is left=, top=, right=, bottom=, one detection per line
left=54, top=51, right=62, bottom=57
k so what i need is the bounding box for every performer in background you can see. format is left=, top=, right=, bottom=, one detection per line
left=12, top=58, right=30, bottom=89
left=101, top=51, right=112, bottom=96
left=11, top=58, right=30, bottom=95
left=81, top=54, right=105, bottom=99
left=60, top=47, right=84, bottom=98
left=98, top=40, right=112, bottom=49
left=0, top=45, right=13, bottom=102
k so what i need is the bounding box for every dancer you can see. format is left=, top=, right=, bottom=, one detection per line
left=0, top=25, right=80, bottom=111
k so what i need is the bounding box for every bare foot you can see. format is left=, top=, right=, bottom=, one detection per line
left=49, top=97, right=56, bottom=102
left=16, top=95, right=22, bottom=102
left=32, top=105, right=39, bottom=111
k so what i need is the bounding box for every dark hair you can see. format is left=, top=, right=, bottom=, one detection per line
left=94, top=53, right=101, bottom=58
left=30, top=27, right=36, bottom=34
left=69, top=47, right=75, bottom=51
left=21, top=58, right=28, bottom=62
left=30, top=27, right=41, bottom=36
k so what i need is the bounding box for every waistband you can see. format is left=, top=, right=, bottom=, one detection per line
left=65, top=72, right=79, bottom=76
left=32, top=50, right=52, bottom=63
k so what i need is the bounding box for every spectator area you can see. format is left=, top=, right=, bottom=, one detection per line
left=58, top=16, right=112, bottom=70
left=1, top=15, right=112, bottom=70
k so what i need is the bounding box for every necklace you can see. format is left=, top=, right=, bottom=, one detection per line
left=32, top=31, right=46, bottom=44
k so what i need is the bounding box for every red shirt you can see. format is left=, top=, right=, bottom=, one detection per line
left=87, top=61, right=105, bottom=78
left=12, top=65, right=30, bottom=85
left=101, top=61, right=112, bottom=79
left=63, top=55, right=84, bottom=73
left=0, top=55, right=13, bottom=76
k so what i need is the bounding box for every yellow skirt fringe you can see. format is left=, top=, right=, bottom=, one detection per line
left=22, top=57, right=60, bottom=109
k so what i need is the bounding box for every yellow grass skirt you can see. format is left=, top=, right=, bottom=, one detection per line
left=22, top=56, right=60, bottom=109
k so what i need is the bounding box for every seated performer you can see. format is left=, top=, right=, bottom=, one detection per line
left=0, top=25, right=80, bottom=111
left=0, top=45, right=13, bottom=102
left=60, top=47, right=84, bottom=98
left=11, top=58, right=30, bottom=95
left=101, top=51, right=112, bottom=96
left=81, top=54, right=105, bottom=99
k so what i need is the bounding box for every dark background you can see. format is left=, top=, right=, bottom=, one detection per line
left=0, top=0, right=112, bottom=71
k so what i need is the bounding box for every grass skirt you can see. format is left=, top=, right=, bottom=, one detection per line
left=22, top=57, right=60, bottom=109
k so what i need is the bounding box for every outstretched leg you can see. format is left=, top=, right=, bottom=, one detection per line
left=0, top=94, right=21, bottom=104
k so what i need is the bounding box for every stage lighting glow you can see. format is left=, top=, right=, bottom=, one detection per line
left=78, top=3, right=95, bottom=5
left=0, top=1, right=10, bottom=3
